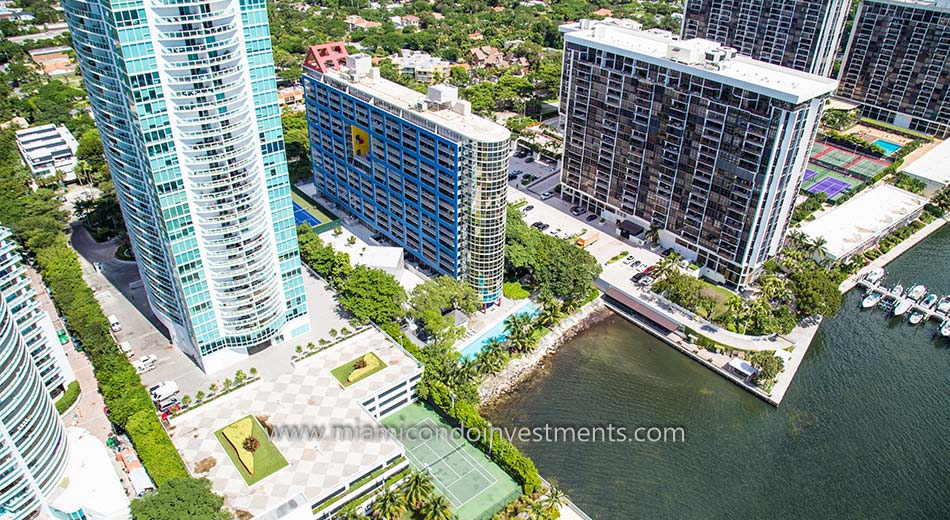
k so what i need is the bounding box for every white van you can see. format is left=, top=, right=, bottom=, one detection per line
left=108, top=315, right=121, bottom=332
left=118, top=341, right=134, bottom=358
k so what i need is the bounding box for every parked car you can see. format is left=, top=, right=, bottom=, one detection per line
left=631, top=260, right=643, bottom=270
left=133, top=354, right=158, bottom=374
left=540, top=191, right=554, bottom=200
left=525, top=157, right=534, bottom=163
left=570, top=206, right=586, bottom=216
left=531, top=221, right=545, bottom=229
left=538, top=223, right=550, bottom=231
left=585, top=214, right=598, bottom=222
left=118, top=341, right=134, bottom=358
left=639, top=275, right=655, bottom=287
left=522, top=205, right=535, bottom=213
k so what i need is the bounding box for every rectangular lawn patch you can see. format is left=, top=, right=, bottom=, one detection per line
left=215, top=415, right=288, bottom=486
left=331, top=352, right=386, bottom=387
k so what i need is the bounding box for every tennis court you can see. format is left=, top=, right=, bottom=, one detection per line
left=802, top=169, right=862, bottom=200
left=845, top=157, right=888, bottom=178
left=382, top=403, right=520, bottom=520
left=292, top=201, right=322, bottom=227
left=815, top=148, right=859, bottom=168
left=811, top=142, right=830, bottom=156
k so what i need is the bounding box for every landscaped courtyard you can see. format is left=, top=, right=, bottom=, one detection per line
left=214, top=415, right=288, bottom=486
left=331, top=352, right=386, bottom=387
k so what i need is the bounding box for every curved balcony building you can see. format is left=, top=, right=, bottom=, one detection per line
left=63, top=0, right=309, bottom=372
left=302, top=48, right=510, bottom=305
left=0, top=285, right=69, bottom=518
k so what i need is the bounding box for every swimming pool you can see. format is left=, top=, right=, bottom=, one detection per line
left=872, top=139, right=902, bottom=157
left=457, top=301, right=540, bottom=360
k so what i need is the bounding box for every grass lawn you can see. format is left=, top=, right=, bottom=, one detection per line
left=214, top=415, right=288, bottom=486
left=696, top=277, right=736, bottom=320
left=331, top=352, right=386, bottom=387
left=290, top=189, right=334, bottom=223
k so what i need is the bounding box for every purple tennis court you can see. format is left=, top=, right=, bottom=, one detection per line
left=804, top=169, right=818, bottom=181
left=805, top=177, right=851, bottom=199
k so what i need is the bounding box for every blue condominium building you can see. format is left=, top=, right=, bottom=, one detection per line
left=302, top=46, right=510, bottom=304
left=62, top=0, right=309, bottom=371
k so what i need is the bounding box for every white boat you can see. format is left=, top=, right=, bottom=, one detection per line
left=921, top=293, right=938, bottom=309
left=893, top=299, right=913, bottom=317
left=908, top=310, right=926, bottom=325
left=936, top=296, right=950, bottom=314
left=891, top=283, right=904, bottom=298
left=864, top=267, right=885, bottom=284
left=861, top=291, right=884, bottom=309
left=906, top=285, right=927, bottom=301
left=940, top=321, right=950, bottom=338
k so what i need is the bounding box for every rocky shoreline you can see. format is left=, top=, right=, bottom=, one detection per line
left=478, top=298, right=611, bottom=408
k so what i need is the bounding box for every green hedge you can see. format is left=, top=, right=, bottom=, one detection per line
left=423, top=379, right=542, bottom=494
left=55, top=380, right=80, bottom=414
left=36, top=243, right=187, bottom=484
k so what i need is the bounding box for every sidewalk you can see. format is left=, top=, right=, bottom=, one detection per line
left=24, top=265, right=113, bottom=441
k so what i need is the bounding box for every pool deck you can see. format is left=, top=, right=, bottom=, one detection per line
left=454, top=298, right=535, bottom=359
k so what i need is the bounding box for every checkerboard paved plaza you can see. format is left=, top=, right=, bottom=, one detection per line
left=169, top=327, right=422, bottom=516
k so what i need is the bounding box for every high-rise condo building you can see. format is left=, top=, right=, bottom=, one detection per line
left=0, top=227, right=74, bottom=399
left=0, top=283, right=70, bottom=518
left=302, top=45, right=510, bottom=304
left=559, top=21, right=837, bottom=287
left=838, top=0, right=950, bottom=138
left=682, top=0, right=851, bottom=77
left=63, top=0, right=309, bottom=372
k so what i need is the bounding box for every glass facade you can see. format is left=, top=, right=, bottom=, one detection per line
left=682, top=0, right=851, bottom=77
left=0, top=284, right=69, bottom=519
left=63, top=0, right=307, bottom=370
left=302, top=70, right=508, bottom=304
left=838, top=0, right=950, bottom=138
left=560, top=26, right=830, bottom=287
left=0, top=228, right=68, bottom=398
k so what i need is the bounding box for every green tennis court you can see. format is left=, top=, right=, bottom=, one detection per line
left=382, top=403, right=520, bottom=520
left=811, top=142, right=830, bottom=155
left=846, top=157, right=888, bottom=178
left=816, top=148, right=859, bottom=168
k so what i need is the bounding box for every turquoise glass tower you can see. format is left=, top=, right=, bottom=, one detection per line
left=63, top=0, right=308, bottom=371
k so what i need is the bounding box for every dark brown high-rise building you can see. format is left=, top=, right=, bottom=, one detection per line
left=682, top=0, right=851, bottom=77
left=559, top=21, right=837, bottom=287
left=838, top=0, right=950, bottom=138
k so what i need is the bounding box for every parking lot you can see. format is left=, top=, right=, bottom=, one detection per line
left=508, top=148, right=560, bottom=196
left=507, top=185, right=663, bottom=271
left=71, top=223, right=352, bottom=401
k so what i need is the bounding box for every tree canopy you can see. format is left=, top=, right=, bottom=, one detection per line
left=505, top=206, right=601, bottom=300
left=130, top=477, right=231, bottom=520
left=340, top=265, right=407, bottom=324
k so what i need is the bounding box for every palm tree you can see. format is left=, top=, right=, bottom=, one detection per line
left=526, top=499, right=550, bottom=520
left=402, top=471, right=434, bottom=510
left=653, top=253, right=681, bottom=281
left=419, top=495, right=452, bottom=520
left=476, top=339, right=509, bottom=375
left=537, top=299, right=564, bottom=328
left=786, top=230, right=808, bottom=251
left=561, top=298, right=579, bottom=314
left=371, top=488, right=406, bottom=520
left=544, top=484, right=568, bottom=512
left=646, top=224, right=661, bottom=246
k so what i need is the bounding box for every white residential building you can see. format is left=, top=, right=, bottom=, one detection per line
left=15, top=124, right=78, bottom=182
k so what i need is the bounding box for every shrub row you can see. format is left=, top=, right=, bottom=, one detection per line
left=423, top=379, right=542, bottom=494
left=36, top=242, right=187, bottom=484
left=55, top=380, right=80, bottom=414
